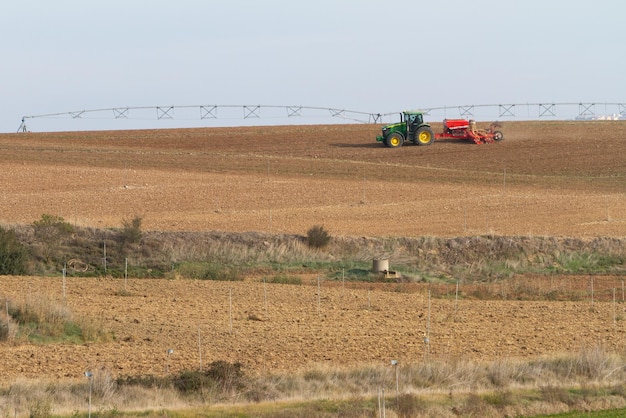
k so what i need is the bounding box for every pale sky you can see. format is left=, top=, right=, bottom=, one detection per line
left=1, top=0, right=623, bottom=132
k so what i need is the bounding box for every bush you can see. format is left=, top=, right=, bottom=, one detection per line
left=120, top=215, right=143, bottom=244
left=32, top=214, right=74, bottom=263
left=33, top=214, right=74, bottom=239
left=174, top=262, right=244, bottom=281
left=5, top=295, right=110, bottom=344
left=306, top=225, right=331, bottom=249
left=172, top=361, right=245, bottom=394
left=0, top=226, right=29, bottom=275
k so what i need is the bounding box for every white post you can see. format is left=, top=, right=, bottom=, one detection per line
left=362, top=176, right=366, bottom=204
left=88, top=376, right=92, bottom=418
left=263, top=277, right=268, bottom=318
left=425, top=289, right=431, bottom=359
left=463, top=205, right=467, bottom=232
left=198, top=327, right=203, bottom=371
left=166, top=348, right=173, bottom=373
left=62, top=263, right=67, bottom=301
left=613, top=288, right=617, bottom=327
left=84, top=372, right=93, bottom=418
left=229, top=288, right=233, bottom=335
left=391, top=360, right=399, bottom=408
left=381, top=388, right=386, bottom=418
left=317, top=277, right=321, bottom=316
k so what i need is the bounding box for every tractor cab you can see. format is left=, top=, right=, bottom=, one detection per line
left=406, top=111, right=423, bottom=126
left=405, top=111, right=424, bottom=136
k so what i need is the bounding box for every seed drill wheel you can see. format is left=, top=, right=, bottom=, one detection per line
left=493, top=131, right=504, bottom=141
left=415, top=126, right=435, bottom=145
left=384, top=133, right=404, bottom=148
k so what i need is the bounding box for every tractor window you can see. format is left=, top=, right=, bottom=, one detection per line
left=408, top=114, right=422, bottom=125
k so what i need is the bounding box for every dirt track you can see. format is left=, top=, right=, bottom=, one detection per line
left=0, top=121, right=625, bottom=382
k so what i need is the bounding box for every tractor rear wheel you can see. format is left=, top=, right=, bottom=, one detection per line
left=415, top=126, right=435, bottom=145
left=384, top=133, right=404, bottom=148
left=493, top=131, right=504, bottom=141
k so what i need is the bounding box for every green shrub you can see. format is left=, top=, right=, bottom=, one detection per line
left=32, top=214, right=74, bottom=263
left=120, top=215, right=143, bottom=244
left=306, top=225, right=331, bottom=249
left=0, top=226, right=29, bottom=275
left=5, top=295, right=109, bottom=344
left=175, top=262, right=244, bottom=281
left=33, top=214, right=74, bottom=238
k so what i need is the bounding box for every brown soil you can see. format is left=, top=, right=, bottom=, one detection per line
left=1, top=120, right=625, bottom=237
left=2, top=275, right=626, bottom=381
left=0, top=121, right=625, bottom=381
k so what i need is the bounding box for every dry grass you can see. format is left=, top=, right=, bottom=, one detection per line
left=2, top=347, right=626, bottom=417
left=7, top=224, right=626, bottom=285
left=0, top=294, right=110, bottom=344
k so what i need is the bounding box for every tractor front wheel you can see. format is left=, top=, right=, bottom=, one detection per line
left=384, top=133, right=404, bottom=148
left=415, top=127, right=435, bottom=146
left=493, top=131, right=504, bottom=141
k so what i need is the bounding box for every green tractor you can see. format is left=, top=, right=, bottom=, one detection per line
left=376, top=110, right=435, bottom=148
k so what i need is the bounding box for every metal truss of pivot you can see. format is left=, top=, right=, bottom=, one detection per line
left=113, top=108, right=129, bottom=119
left=499, top=104, right=515, bottom=117
left=578, top=103, right=595, bottom=119
left=17, top=117, right=27, bottom=133
left=329, top=108, right=345, bottom=118
left=286, top=106, right=302, bottom=117
left=539, top=103, right=556, bottom=117
left=458, top=105, right=474, bottom=117
left=200, top=105, right=217, bottom=119
left=243, top=105, right=260, bottom=119
left=157, top=106, right=174, bottom=119
left=20, top=102, right=626, bottom=133
left=369, top=113, right=382, bottom=123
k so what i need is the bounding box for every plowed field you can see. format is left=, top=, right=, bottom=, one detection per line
left=0, top=121, right=625, bottom=381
